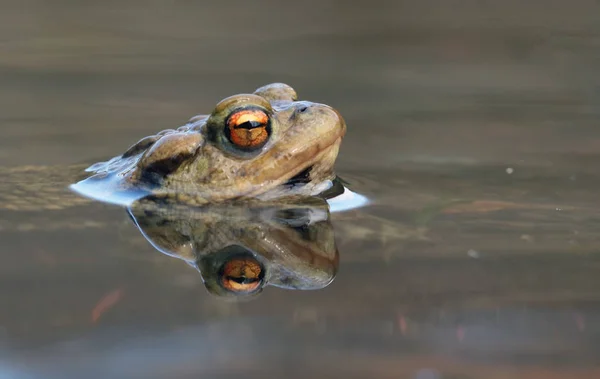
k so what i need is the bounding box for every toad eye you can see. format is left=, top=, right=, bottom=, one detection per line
left=218, top=256, right=264, bottom=293
left=225, top=108, right=271, bottom=150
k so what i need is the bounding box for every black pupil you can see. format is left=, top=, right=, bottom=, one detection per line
left=227, top=275, right=260, bottom=285
left=235, top=120, right=264, bottom=129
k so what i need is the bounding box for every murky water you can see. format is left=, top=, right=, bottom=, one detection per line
left=2, top=1, right=600, bottom=378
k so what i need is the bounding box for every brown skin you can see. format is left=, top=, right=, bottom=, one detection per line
left=94, top=83, right=346, bottom=204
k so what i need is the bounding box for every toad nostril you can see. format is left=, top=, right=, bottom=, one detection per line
left=297, top=105, right=308, bottom=113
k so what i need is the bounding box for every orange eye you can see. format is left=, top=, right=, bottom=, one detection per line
left=225, top=108, right=270, bottom=150
left=219, top=256, right=264, bottom=293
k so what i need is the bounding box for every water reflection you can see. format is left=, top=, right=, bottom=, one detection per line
left=3, top=1, right=600, bottom=376
left=128, top=195, right=339, bottom=300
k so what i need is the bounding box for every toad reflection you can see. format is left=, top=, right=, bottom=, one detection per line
left=127, top=196, right=339, bottom=300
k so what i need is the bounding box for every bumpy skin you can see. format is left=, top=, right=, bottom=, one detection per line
left=88, top=83, right=346, bottom=204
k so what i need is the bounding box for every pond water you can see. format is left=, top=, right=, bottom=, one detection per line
left=1, top=1, right=600, bottom=378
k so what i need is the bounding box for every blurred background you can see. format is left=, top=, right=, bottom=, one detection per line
left=1, top=1, right=600, bottom=378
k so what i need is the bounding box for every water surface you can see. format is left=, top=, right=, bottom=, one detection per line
left=1, top=1, right=600, bottom=378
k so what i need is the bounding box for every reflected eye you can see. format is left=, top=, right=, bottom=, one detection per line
left=225, top=108, right=271, bottom=150
left=219, top=256, right=264, bottom=293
